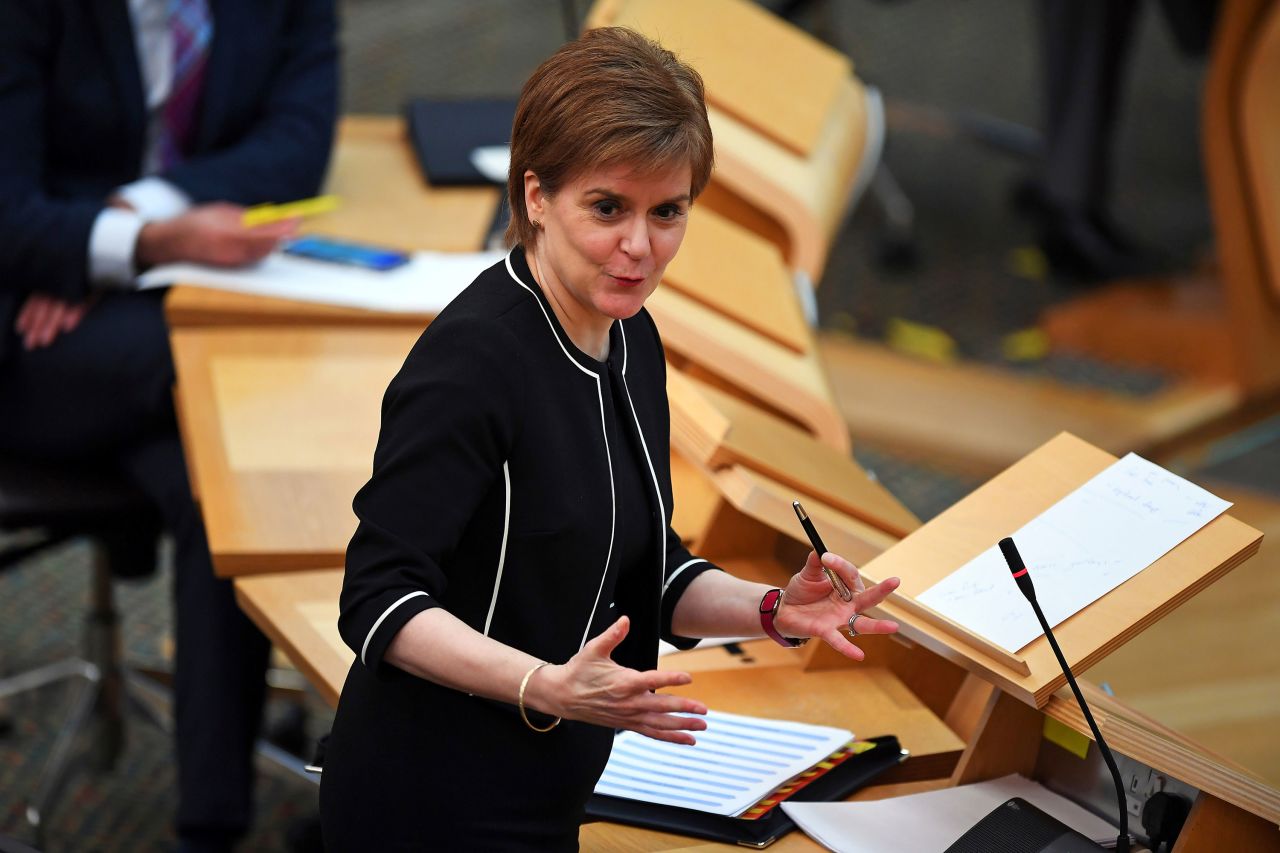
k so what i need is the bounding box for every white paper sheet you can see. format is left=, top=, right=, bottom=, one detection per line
left=594, top=710, right=852, bottom=817
left=656, top=636, right=755, bottom=657
left=917, top=453, right=1230, bottom=652
left=138, top=250, right=506, bottom=314
left=781, top=774, right=1120, bottom=852
left=469, top=145, right=511, bottom=183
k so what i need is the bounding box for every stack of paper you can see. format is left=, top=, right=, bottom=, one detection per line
left=138, top=250, right=506, bottom=315
left=594, top=710, right=852, bottom=817
left=917, top=453, right=1230, bottom=653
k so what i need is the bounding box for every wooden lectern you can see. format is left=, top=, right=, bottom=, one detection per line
left=589, top=432, right=1275, bottom=849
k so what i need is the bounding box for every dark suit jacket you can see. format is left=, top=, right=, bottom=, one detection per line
left=0, top=0, right=339, bottom=360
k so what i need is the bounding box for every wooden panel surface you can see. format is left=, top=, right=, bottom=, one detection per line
left=172, top=326, right=421, bottom=575
left=669, top=450, right=719, bottom=546
left=1087, top=483, right=1280, bottom=788
left=589, top=0, right=851, bottom=157
left=663, top=205, right=810, bottom=353
left=647, top=285, right=849, bottom=453
left=713, top=466, right=901, bottom=571
left=668, top=371, right=919, bottom=537
left=236, top=568, right=349, bottom=707
left=1044, top=682, right=1280, bottom=826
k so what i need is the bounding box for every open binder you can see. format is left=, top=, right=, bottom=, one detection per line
left=585, top=734, right=905, bottom=848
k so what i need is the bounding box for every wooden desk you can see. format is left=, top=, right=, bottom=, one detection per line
left=172, top=326, right=421, bottom=575
left=235, top=561, right=1280, bottom=851
left=236, top=568, right=348, bottom=706
left=166, top=114, right=499, bottom=328
left=233, top=563, right=966, bottom=851
left=172, top=325, right=726, bottom=576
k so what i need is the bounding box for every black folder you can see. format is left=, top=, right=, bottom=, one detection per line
left=404, top=98, right=517, bottom=186
left=585, top=734, right=906, bottom=849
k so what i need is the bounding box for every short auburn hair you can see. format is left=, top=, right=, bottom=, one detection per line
left=505, top=27, right=714, bottom=248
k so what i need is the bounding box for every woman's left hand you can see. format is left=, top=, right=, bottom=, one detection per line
left=773, top=551, right=900, bottom=660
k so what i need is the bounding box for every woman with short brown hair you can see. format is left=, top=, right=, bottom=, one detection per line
left=320, top=27, right=898, bottom=849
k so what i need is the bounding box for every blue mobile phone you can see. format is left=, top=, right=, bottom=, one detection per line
left=283, top=235, right=411, bottom=271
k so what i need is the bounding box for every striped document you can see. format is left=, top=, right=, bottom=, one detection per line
left=594, top=710, right=852, bottom=817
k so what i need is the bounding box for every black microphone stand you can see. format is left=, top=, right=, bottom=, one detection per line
left=1000, top=537, right=1131, bottom=853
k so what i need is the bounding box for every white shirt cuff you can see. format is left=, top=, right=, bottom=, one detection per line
left=115, top=177, right=192, bottom=221
left=88, top=208, right=147, bottom=288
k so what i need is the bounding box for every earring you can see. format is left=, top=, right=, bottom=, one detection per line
left=531, top=219, right=543, bottom=230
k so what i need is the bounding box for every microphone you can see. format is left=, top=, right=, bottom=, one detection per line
left=999, top=537, right=1130, bottom=853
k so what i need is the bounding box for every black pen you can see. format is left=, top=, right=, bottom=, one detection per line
left=792, top=500, right=853, bottom=601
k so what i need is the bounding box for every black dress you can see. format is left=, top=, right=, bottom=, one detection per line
left=320, top=248, right=721, bottom=850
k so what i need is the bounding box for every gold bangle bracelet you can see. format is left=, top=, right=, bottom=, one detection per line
left=518, top=661, right=561, bottom=733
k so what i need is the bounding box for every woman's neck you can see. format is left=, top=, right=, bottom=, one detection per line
left=527, top=245, right=611, bottom=361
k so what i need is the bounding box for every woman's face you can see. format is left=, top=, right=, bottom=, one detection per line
left=525, top=161, right=692, bottom=329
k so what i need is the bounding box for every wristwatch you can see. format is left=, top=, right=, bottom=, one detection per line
left=759, top=588, right=807, bottom=648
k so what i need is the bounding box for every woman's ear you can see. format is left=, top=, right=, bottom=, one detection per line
left=523, top=170, right=545, bottom=222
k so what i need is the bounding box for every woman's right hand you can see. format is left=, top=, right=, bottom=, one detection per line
left=528, top=616, right=707, bottom=744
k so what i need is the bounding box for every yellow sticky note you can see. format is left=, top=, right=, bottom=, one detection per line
left=1002, top=328, right=1050, bottom=362
left=886, top=317, right=957, bottom=363
left=1007, top=246, right=1049, bottom=281
left=242, top=194, right=340, bottom=227
left=1044, top=716, right=1091, bottom=760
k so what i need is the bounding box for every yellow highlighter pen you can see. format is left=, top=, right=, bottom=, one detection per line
left=241, top=194, right=340, bottom=227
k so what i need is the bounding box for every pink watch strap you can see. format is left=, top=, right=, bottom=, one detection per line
left=759, top=588, right=805, bottom=648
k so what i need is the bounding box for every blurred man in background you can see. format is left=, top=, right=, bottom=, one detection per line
left=0, top=2, right=338, bottom=849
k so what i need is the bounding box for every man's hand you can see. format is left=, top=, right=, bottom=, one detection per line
left=15, top=293, right=92, bottom=351
left=135, top=202, right=298, bottom=269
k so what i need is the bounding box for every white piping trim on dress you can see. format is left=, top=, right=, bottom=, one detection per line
left=579, top=385, right=617, bottom=650
left=617, top=325, right=669, bottom=597
left=482, top=461, right=512, bottom=636
left=503, top=251, right=596, bottom=380
left=504, top=250, right=616, bottom=649
left=662, top=558, right=708, bottom=599
left=361, top=591, right=430, bottom=666
left=620, top=310, right=629, bottom=374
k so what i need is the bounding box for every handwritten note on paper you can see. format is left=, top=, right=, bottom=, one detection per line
left=594, top=710, right=852, bottom=817
left=917, top=453, right=1230, bottom=653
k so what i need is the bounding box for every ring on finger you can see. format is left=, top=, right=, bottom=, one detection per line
left=847, top=613, right=860, bottom=637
